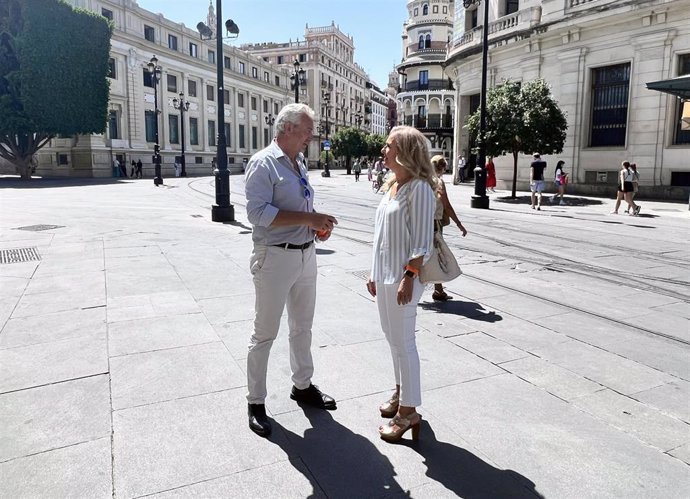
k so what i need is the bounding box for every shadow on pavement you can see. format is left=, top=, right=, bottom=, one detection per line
left=271, top=407, right=410, bottom=498
left=420, top=300, right=502, bottom=323
left=398, top=421, right=544, bottom=498
left=494, top=195, right=603, bottom=207
left=315, top=248, right=336, bottom=255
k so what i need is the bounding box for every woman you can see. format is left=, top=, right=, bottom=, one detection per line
left=430, top=155, right=467, bottom=302
left=612, top=161, right=629, bottom=215
left=353, top=158, right=362, bottom=182
left=627, top=163, right=640, bottom=213
left=366, top=126, right=436, bottom=442
left=619, top=161, right=640, bottom=215
left=485, top=156, right=496, bottom=193
left=553, top=160, right=566, bottom=205
left=367, top=159, right=373, bottom=182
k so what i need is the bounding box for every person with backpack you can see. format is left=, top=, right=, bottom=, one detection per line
left=552, top=160, right=567, bottom=205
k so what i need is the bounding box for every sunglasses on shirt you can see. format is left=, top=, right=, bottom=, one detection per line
left=299, top=176, right=311, bottom=199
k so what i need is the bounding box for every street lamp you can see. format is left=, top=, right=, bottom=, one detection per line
left=291, top=60, right=306, bottom=104
left=197, top=9, right=240, bottom=222
left=464, top=0, right=490, bottom=209
left=321, top=91, right=331, bottom=178
left=354, top=113, right=363, bottom=129
left=264, top=113, right=275, bottom=140
left=172, top=92, right=190, bottom=177
left=147, top=55, right=163, bottom=186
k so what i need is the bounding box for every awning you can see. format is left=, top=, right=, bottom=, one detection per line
left=646, top=75, right=690, bottom=99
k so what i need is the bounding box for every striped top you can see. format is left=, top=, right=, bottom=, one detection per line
left=371, top=178, right=436, bottom=284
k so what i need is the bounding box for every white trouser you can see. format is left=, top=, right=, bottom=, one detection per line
left=376, top=279, right=424, bottom=408
left=246, top=244, right=317, bottom=404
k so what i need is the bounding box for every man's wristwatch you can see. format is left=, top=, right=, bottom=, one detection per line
left=403, top=265, right=419, bottom=279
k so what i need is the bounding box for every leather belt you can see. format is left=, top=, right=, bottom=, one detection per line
left=272, top=241, right=313, bottom=250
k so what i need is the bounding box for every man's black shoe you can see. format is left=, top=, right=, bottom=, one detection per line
left=290, top=384, right=337, bottom=410
left=248, top=403, right=272, bottom=437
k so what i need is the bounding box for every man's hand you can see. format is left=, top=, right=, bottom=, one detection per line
left=308, top=212, right=338, bottom=232
left=397, top=276, right=414, bottom=305
left=366, top=279, right=376, bottom=297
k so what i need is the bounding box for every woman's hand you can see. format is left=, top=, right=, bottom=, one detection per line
left=397, top=276, right=414, bottom=305
left=366, top=279, right=376, bottom=297
left=458, top=223, right=468, bottom=237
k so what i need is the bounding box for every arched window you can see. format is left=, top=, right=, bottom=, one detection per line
left=425, top=34, right=431, bottom=49
left=422, top=3, right=429, bottom=15
left=418, top=35, right=425, bottom=49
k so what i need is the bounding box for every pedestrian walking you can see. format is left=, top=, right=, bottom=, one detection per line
left=130, top=160, right=136, bottom=178
left=530, top=153, right=547, bottom=210
left=244, top=103, right=339, bottom=438
left=366, top=125, right=436, bottom=443
left=430, top=155, right=467, bottom=302
left=367, top=159, right=373, bottom=182
left=552, top=160, right=567, bottom=205
left=485, top=156, right=496, bottom=193
left=353, top=158, right=362, bottom=181
left=174, top=161, right=181, bottom=177
left=136, top=159, right=143, bottom=178
left=456, top=155, right=466, bottom=183
left=629, top=163, right=640, bottom=211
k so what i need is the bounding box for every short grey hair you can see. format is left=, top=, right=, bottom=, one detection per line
left=275, top=103, right=315, bottom=135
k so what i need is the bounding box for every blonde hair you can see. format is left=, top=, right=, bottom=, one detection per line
left=384, top=126, right=438, bottom=191
left=430, top=154, right=447, bottom=173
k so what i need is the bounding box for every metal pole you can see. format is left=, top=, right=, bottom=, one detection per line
left=470, top=0, right=490, bottom=209
left=180, top=95, right=187, bottom=177
left=212, top=0, right=234, bottom=222
left=153, top=69, right=162, bottom=186
left=324, top=107, right=331, bottom=177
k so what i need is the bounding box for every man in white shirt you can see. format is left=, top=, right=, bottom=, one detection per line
left=244, top=103, right=338, bottom=437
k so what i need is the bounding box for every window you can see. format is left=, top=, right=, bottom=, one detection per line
left=433, top=5, right=438, bottom=13
left=167, top=74, right=177, bottom=93
left=239, top=124, right=246, bottom=148
left=418, top=35, right=424, bottom=50
left=168, top=34, right=178, bottom=51
left=144, top=25, right=155, bottom=42
left=264, top=71, right=270, bottom=82
left=422, top=4, right=429, bottom=15
left=208, top=121, right=216, bottom=146
left=188, top=80, right=197, bottom=97
left=224, top=56, right=232, bottom=69
left=419, top=70, right=429, bottom=89
left=506, top=0, right=519, bottom=15
left=590, top=63, right=631, bottom=147
left=414, top=8, right=418, bottom=16
left=108, top=110, right=119, bottom=139
left=189, top=42, right=197, bottom=58
left=195, top=156, right=203, bottom=164
left=239, top=61, right=245, bottom=74
left=238, top=93, right=245, bottom=108
left=251, top=96, right=257, bottom=111
left=471, top=9, right=479, bottom=28
left=189, top=118, right=199, bottom=145
left=443, top=6, right=448, bottom=13
left=169, top=115, right=179, bottom=144
left=208, top=50, right=215, bottom=64
left=274, top=102, right=279, bottom=115
left=224, top=123, right=232, bottom=147
left=58, top=154, right=69, bottom=165
left=223, top=89, right=230, bottom=104
left=277, top=56, right=284, bottom=64
left=145, top=111, right=156, bottom=142
left=107, top=58, right=116, bottom=79
left=674, top=54, right=690, bottom=145
left=143, top=69, right=153, bottom=87
left=425, top=34, right=431, bottom=49
left=101, top=8, right=113, bottom=20
left=299, top=53, right=306, bottom=63
left=264, top=128, right=270, bottom=147
left=263, top=99, right=269, bottom=113
left=251, top=126, right=258, bottom=149
left=275, top=75, right=280, bottom=86
left=252, top=67, right=258, bottom=78
left=207, top=84, right=214, bottom=101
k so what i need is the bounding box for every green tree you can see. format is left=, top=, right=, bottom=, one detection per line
left=465, top=79, right=567, bottom=198
left=0, top=0, right=111, bottom=179
left=332, top=127, right=368, bottom=174
left=365, top=133, right=386, bottom=159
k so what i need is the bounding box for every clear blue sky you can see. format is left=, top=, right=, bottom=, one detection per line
left=136, top=0, right=407, bottom=87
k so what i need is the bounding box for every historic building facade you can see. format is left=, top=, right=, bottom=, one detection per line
left=445, top=0, right=690, bottom=196
left=242, top=23, right=372, bottom=165
left=11, top=0, right=291, bottom=177
left=368, top=82, right=392, bottom=136
left=396, top=0, right=456, bottom=162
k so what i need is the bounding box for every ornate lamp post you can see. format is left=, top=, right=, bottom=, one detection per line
left=464, top=0, right=490, bottom=209
left=291, top=60, right=306, bottom=104
left=197, top=10, right=240, bottom=222
left=147, top=55, right=163, bottom=186
left=354, top=113, right=363, bottom=130
left=321, top=91, right=331, bottom=178
left=264, top=113, right=275, bottom=140
left=172, top=92, right=190, bottom=177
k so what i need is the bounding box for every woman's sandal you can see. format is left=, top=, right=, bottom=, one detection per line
left=432, top=290, right=452, bottom=301
left=379, top=391, right=399, bottom=418
left=379, top=412, right=421, bottom=442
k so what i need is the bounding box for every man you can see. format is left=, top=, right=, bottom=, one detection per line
left=530, top=153, right=547, bottom=210
left=136, top=159, right=143, bottom=178
left=374, top=156, right=384, bottom=173
left=244, top=103, right=338, bottom=437
left=456, top=155, right=466, bottom=183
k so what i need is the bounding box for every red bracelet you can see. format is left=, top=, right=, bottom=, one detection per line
left=404, top=264, right=419, bottom=275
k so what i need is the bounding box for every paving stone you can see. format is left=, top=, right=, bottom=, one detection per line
left=108, top=313, right=219, bottom=356
left=0, top=437, right=112, bottom=499
left=150, top=459, right=324, bottom=498
left=626, top=310, right=690, bottom=342
left=0, top=375, right=110, bottom=462
left=112, top=389, right=292, bottom=498
left=501, top=355, right=603, bottom=401
left=0, top=276, right=28, bottom=298
left=23, top=270, right=104, bottom=296
left=529, top=339, right=674, bottom=395
left=449, top=332, right=530, bottom=364
left=11, top=288, right=106, bottom=318
left=632, top=380, right=690, bottom=423
left=0, top=307, right=105, bottom=350
left=0, top=334, right=108, bottom=393
left=572, top=389, right=690, bottom=452
left=106, top=290, right=201, bottom=323
left=106, top=271, right=188, bottom=299
left=475, top=313, right=570, bottom=353
left=480, top=293, right=567, bottom=320
left=668, top=443, right=690, bottom=466
left=197, top=294, right=256, bottom=325
left=110, top=341, right=245, bottom=410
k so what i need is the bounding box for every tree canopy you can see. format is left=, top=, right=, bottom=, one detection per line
left=365, top=133, right=387, bottom=159
left=0, top=0, right=112, bottom=179
left=331, top=127, right=369, bottom=174
left=466, top=78, right=567, bottom=197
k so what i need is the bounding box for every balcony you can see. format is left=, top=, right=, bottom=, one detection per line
left=400, top=79, right=454, bottom=92
left=407, top=114, right=453, bottom=130
left=406, top=41, right=449, bottom=57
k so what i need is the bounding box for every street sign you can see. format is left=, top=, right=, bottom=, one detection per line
left=322, top=140, right=331, bottom=150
